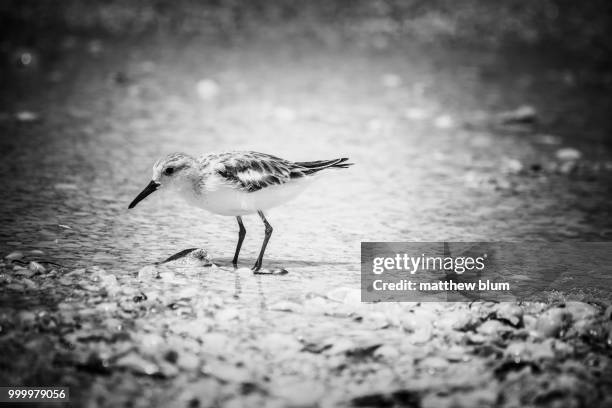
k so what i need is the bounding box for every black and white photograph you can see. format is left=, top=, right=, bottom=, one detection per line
left=1, top=1, right=612, bottom=407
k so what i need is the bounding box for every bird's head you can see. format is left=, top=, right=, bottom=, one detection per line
left=128, top=152, right=196, bottom=209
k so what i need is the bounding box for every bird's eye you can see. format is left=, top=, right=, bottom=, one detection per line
left=164, top=167, right=174, bottom=175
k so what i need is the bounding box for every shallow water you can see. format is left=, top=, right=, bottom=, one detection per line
left=1, top=39, right=611, bottom=285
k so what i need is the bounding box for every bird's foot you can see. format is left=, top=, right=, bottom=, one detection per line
left=252, top=265, right=288, bottom=275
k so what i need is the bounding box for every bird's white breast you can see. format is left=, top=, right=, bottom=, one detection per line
left=178, top=175, right=313, bottom=216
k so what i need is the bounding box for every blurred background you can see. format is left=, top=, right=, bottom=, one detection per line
left=1, top=1, right=612, bottom=407
left=2, top=0, right=612, bottom=54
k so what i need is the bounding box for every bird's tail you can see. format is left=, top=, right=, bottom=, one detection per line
left=295, top=158, right=354, bottom=174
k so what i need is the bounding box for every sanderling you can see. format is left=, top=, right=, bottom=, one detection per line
left=128, top=151, right=353, bottom=272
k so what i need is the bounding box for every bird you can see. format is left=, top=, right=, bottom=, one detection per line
left=128, top=151, right=353, bottom=272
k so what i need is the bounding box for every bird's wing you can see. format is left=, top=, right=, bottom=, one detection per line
left=211, top=152, right=307, bottom=192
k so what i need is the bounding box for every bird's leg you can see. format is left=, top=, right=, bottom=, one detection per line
left=252, top=210, right=272, bottom=272
left=232, top=216, right=246, bottom=268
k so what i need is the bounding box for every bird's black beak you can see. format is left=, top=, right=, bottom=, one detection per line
left=128, top=181, right=160, bottom=209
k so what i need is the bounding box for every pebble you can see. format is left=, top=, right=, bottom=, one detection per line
left=21, top=278, right=37, bottom=290
left=497, top=105, right=537, bottom=124
left=494, top=303, right=524, bottom=327
left=535, top=307, right=572, bottom=337
left=158, top=271, right=177, bottom=281
left=556, top=147, right=582, bottom=161
left=138, top=265, right=159, bottom=280
left=13, top=267, right=35, bottom=278
left=435, top=310, right=475, bottom=331
left=410, top=323, right=433, bottom=344
left=161, top=248, right=213, bottom=267
left=558, top=160, right=577, bottom=174
left=563, top=301, right=599, bottom=321
left=466, top=333, right=487, bottom=344
left=190, top=248, right=213, bottom=264
left=5, top=251, right=24, bottom=261
left=15, top=111, right=40, bottom=122
left=28, top=261, right=46, bottom=274
left=477, top=320, right=514, bottom=336
left=443, top=345, right=468, bottom=362
left=114, top=352, right=159, bottom=376
left=98, top=273, right=118, bottom=288
left=401, top=312, right=435, bottom=343
left=501, top=158, right=524, bottom=175
left=12, top=47, right=39, bottom=69
left=91, top=270, right=120, bottom=295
